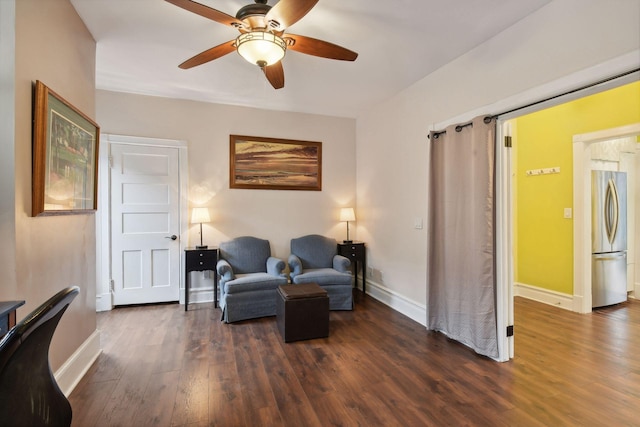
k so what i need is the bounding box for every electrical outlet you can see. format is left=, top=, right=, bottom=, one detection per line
left=372, top=268, right=383, bottom=283
left=367, top=267, right=374, bottom=278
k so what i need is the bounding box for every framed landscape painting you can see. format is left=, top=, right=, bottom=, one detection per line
left=32, top=80, right=100, bottom=216
left=230, top=135, right=322, bottom=191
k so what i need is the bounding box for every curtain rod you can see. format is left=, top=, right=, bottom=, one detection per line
left=429, top=116, right=493, bottom=139
left=428, top=67, right=639, bottom=140
left=488, top=67, right=639, bottom=120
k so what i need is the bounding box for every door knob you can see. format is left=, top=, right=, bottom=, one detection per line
left=165, top=235, right=178, bottom=240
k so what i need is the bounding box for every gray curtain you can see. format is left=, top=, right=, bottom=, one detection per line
left=427, top=115, right=498, bottom=359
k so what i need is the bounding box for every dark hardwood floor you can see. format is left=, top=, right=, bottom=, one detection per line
left=69, top=293, right=640, bottom=426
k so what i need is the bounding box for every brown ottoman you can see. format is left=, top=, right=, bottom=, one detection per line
left=276, top=283, right=329, bottom=343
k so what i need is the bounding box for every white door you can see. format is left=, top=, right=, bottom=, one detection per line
left=111, top=142, right=181, bottom=305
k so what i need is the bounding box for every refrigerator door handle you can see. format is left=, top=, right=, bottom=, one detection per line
left=605, top=178, right=619, bottom=245
left=593, top=252, right=626, bottom=261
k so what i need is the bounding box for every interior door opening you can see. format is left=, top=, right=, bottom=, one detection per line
left=495, top=78, right=639, bottom=361
left=97, top=135, right=188, bottom=310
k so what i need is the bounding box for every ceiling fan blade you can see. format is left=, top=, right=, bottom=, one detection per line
left=165, top=0, right=245, bottom=29
left=284, top=34, right=358, bottom=61
left=262, top=62, right=285, bottom=89
left=265, top=0, right=318, bottom=31
left=179, top=40, right=237, bottom=69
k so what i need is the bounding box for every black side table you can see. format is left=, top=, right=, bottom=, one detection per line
left=185, top=248, right=218, bottom=311
left=337, top=242, right=366, bottom=294
left=0, top=300, right=25, bottom=337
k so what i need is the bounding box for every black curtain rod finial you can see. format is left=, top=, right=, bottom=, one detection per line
left=430, top=130, right=445, bottom=139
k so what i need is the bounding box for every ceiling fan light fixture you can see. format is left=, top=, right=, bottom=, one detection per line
left=236, top=31, right=286, bottom=67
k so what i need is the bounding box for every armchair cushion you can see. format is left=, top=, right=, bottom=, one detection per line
left=292, top=268, right=352, bottom=286
left=290, top=234, right=339, bottom=269
left=225, top=273, right=287, bottom=294
left=220, top=236, right=271, bottom=274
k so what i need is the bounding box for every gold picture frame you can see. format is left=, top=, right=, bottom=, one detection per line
left=32, top=80, right=100, bottom=216
left=230, top=135, right=322, bottom=191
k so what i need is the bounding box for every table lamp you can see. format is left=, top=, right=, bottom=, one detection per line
left=339, top=207, right=356, bottom=243
left=191, top=207, right=211, bottom=249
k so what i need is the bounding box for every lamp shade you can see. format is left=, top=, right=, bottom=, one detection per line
left=339, top=207, right=356, bottom=222
left=236, top=31, right=286, bottom=67
left=191, top=207, right=210, bottom=224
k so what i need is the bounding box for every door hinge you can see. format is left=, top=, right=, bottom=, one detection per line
left=506, top=325, right=514, bottom=337
left=110, top=279, right=115, bottom=292
left=504, top=136, right=512, bottom=148
left=108, top=156, right=114, bottom=168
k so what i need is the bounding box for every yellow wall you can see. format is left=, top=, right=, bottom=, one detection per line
left=514, top=81, right=640, bottom=295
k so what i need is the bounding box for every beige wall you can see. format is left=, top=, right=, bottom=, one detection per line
left=96, top=90, right=356, bottom=261
left=356, top=0, right=640, bottom=317
left=7, top=0, right=97, bottom=371
left=0, top=1, right=17, bottom=297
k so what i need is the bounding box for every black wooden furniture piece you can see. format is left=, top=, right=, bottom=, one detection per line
left=276, top=283, right=329, bottom=343
left=0, top=286, right=79, bottom=427
left=337, top=241, right=366, bottom=294
left=0, top=300, right=25, bottom=338
left=185, top=248, right=218, bottom=311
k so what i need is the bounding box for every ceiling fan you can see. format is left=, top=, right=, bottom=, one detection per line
left=165, top=0, right=358, bottom=89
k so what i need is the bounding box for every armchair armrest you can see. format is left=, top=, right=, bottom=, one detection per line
left=216, top=259, right=234, bottom=282
left=266, top=256, right=286, bottom=278
left=333, top=255, right=351, bottom=274
left=288, top=254, right=303, bottom=278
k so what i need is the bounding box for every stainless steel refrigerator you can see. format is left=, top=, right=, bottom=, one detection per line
left=592, top=170, right=627, bottom=308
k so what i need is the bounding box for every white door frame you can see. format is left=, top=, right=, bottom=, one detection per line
left=495, top=120, right=515, bottom=361
left=572, top=123, right=640, bottom=313
left=96, top=134, right=188, bottom=311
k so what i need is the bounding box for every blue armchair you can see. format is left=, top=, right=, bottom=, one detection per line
left=288, top=234, right=353, bottom=310
left=217, top=236, right=288, bottom=323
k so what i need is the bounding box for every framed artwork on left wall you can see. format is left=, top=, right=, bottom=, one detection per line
left=32, top=80, right=100, bottom=216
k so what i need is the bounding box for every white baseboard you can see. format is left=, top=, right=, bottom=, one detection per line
left=96, top=292, right=112, bottom=312
left=54, top=329, right=102, bottom=397
left=572, top=294, right=587, bottom=313
left=364, top=280, right=427, bottom=326
left=186, top=286, right=216, bottom=306
left=514, top=282, right=574, bottom=311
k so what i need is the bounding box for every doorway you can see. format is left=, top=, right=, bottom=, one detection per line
left=573, top=124, right=640, bottom=312
left=490, top=77, right=639, bottom=360
left=97, top=135, right=188, bottom=310
left=504, top=86, right=638, bottom=311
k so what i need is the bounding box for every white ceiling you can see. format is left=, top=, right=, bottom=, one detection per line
left=70, top=0, right=552, bottom=118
